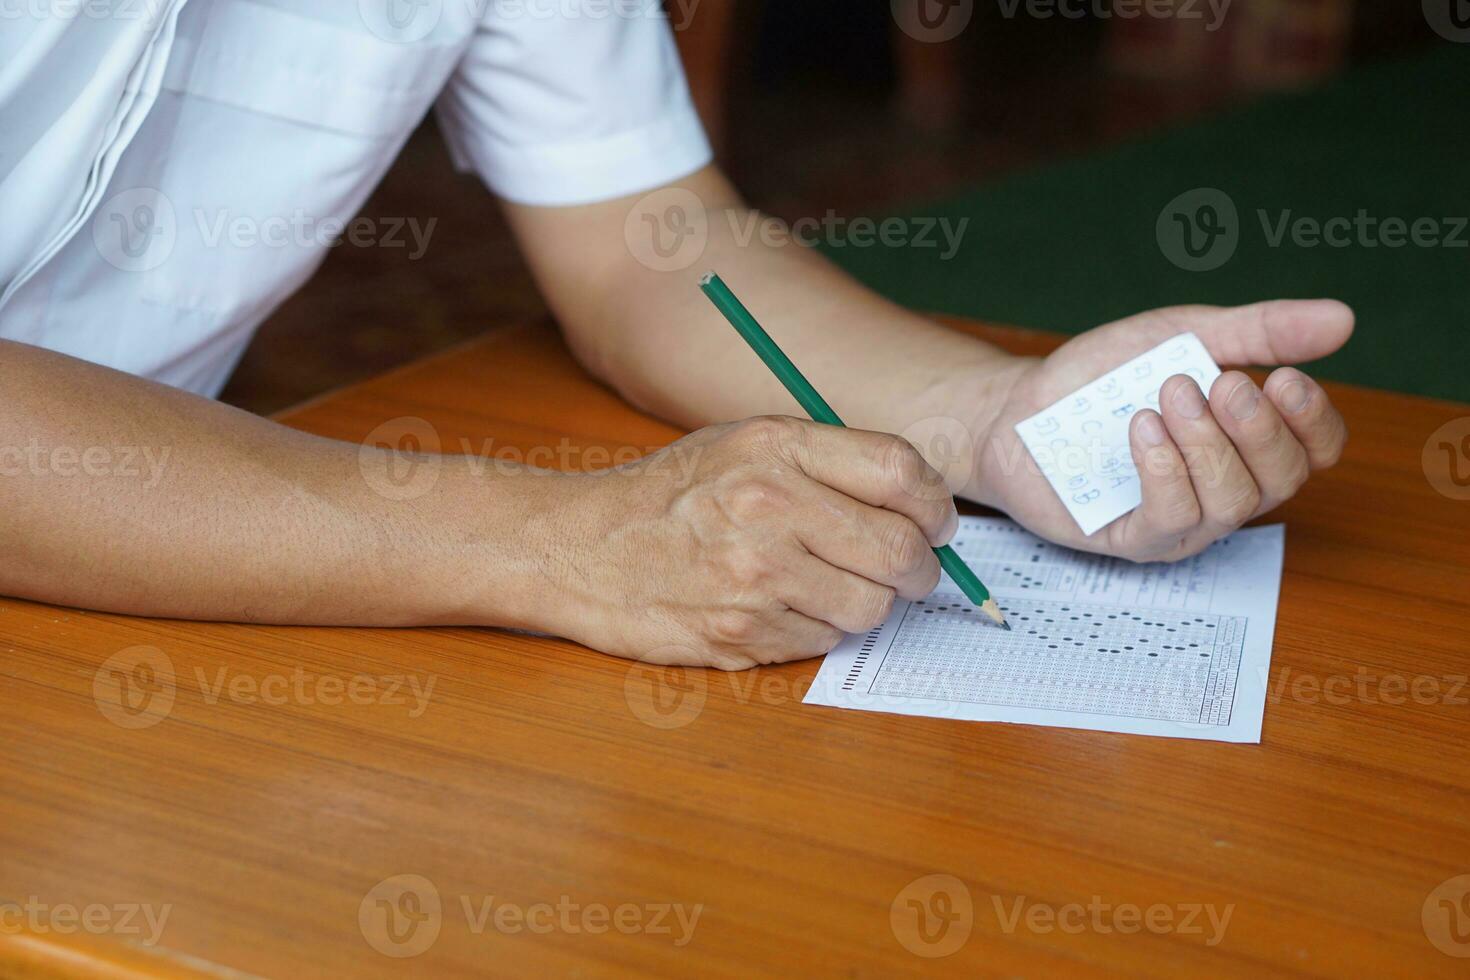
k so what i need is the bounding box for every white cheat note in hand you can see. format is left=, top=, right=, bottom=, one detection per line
left=1015, top=333, right=1222, bottom=536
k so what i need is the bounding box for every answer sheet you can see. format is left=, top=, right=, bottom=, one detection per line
left=804, top=516, right=1285, bottom=742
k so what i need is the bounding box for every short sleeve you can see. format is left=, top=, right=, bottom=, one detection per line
left=435, top=7, right=713, bottom=207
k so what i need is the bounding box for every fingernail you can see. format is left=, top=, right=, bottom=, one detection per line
left=1172, top=380, right=1206, bottom=419
left=1225, top=378, right=1261, bottom=421
left=1279, top=378, right=1311, bottom=414
left=1136, top=411, right=1166, bottom=447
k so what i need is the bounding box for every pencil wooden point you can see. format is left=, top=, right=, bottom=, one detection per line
left=980, top=598, right=1009, bottom=630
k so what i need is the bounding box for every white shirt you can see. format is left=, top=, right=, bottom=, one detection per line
left=0, top=0, right=711, bottom=396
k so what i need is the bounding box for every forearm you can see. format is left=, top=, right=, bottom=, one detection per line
left=504, top=166, right=1028, bottom=491
left=0, top=340, right=551, bottom=626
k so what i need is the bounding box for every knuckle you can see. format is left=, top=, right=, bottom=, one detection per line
left=849, top=586, right=896, bottom=632
left=1315, top=422, right=1346, bottom=468
left=877, top=436, right=929, bottom=489
left=1154, top=493, right=1201, bottom=534
left=881, top=521, right=930, bottom=580
left=1245, top=413, right=1292, bottom=453
left=720, top=478, right=783, bottom=522
left=730, top=415, right=798, bottom=453
left=1256, top=432, right=1312, bottom=487
left=723, top=547, right=774, bottom=591
left=706, top=609, right=761, bottom=647
left=1280, top=456, right=1311, bottom=497
left=1212, top=484, right=1260, bottom=528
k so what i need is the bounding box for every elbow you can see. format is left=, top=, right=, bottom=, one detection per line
left=559, top=321, right=677, bottom=421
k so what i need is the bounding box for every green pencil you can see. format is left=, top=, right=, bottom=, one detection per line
left=698, top=271, right=1010, bottom=631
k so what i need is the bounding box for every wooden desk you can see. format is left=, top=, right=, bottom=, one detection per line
left=3, top=320, right=1468, bottom=977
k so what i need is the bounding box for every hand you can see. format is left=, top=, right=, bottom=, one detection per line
left=530, top=417, right=959, bottom=669
left=964, top=301, right=1352, bottom=561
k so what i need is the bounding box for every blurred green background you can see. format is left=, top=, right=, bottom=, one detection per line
left=821, top=45, right=1469, bottom=403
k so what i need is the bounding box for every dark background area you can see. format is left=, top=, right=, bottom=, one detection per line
left=220, top=0, right=1460, bottom=414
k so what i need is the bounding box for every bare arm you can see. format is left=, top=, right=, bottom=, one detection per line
left=502, top=165, right=1022, bottom=462
left=0, top=338, right=962, bottom=669
left=0, top=339, right=548, bottom=626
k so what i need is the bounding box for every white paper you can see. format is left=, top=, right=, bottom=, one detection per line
left=804, top=516, right=1285, bottom=742
left=1016, top=333, right=1222, bottom=536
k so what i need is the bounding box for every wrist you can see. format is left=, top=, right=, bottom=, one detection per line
left=910, top=350, right=1036, bottom=507
left=417, top=458, right=578, bottom=631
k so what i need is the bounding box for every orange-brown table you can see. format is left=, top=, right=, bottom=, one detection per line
left=3, top=320, right=1468, bottom=977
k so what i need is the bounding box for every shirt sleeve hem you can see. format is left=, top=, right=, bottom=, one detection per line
left=440, top=99, right=714, bottom=207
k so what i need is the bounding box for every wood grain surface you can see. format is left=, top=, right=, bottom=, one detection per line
left=2, top=319, right=1468, bottom=978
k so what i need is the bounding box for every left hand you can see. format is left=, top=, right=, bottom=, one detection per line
left=962, top=300, right=1352, bottom=562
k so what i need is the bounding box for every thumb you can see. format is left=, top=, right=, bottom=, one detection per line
left=1189, top=299, right=1354, bottom=367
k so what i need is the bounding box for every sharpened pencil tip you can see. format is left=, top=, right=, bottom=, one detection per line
left=1002, top=621, right=1012, bottom=631
left=979, top=598, right=1008, bottom=630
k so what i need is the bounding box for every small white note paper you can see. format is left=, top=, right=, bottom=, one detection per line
left=805, top=516, right=1285, bottom=742
left=1016, top=333, right=1222, bottom=536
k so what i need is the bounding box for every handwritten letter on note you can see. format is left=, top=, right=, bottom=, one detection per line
left=1015, top=333, right=1222, bottom=536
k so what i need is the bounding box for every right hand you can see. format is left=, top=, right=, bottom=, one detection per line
left=533, top=416, right=959, bottom=670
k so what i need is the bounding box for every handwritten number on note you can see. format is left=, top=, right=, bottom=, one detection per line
left=1015, top=333, right=1222, bottom=535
